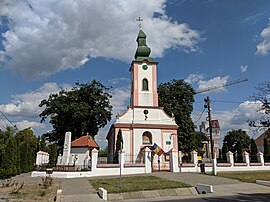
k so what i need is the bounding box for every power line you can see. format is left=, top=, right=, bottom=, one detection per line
left=193, top=108, right=206, bottom=123
left=195, top=77, right=248, bottom=94
left=0, top=111, right=14, bottom=126
left=212, top=100, right=245, bottom=104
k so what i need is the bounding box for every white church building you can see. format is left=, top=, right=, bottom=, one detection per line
left=107, top=28, right=179, bottom=171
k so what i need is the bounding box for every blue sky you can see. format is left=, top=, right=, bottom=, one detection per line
left=1, top=0, right=270, bottom=148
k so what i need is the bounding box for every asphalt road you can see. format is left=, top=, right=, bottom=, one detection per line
left=150, top=193, right=270, bottom=202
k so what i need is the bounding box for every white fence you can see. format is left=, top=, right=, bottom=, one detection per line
left=32, top=147, right=154, bottom=178
left=180, top=150, right=270, bottom=172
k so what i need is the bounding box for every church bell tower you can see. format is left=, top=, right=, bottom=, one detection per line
left=130, top=28, right=158, bottom=107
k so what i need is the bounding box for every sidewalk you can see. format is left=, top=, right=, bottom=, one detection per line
left=13, top=172, right=270, bottom=201
left=60, top=172, right=270, bottom=201
left=61, top=178, right=101, bottom=202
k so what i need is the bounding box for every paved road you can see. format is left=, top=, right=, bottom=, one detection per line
left=147, top=193, right=270, bottom=202
left=7, top=172, right=270, bottom=202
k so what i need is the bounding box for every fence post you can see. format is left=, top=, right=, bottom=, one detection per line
left=119, top=150, right=125, bottom=171
left=242, top=151, right=250, bottom=166
left=144, top=147, right=152, bottom=173
left=178, top=151, right=182, bottom=164
left=226, top=151, right=234, bottom=167
left=169, top=148, right=179, bottom=172
left=191, top=150, right=198, bottom=165
left=91, top=148, right=99, bottom=172
left=257, top=152, right=264, bottom=165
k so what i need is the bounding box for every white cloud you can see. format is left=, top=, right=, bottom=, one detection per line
left=185, top=73, right=204, bottom=84
left=15, top=120, right=45, bottom=131
left=243, top=12, right=265, bottom=25
left=0, top=82, right=71, bottom=118
left=109, top=78, right=130, bottom=85
left=240, top=65, right=248, bottom=73
left=256, top=20, right=270, bottom=55
left=0, top=0, right=202, bottom=79
left=97, top=83, right=131, bottom=149
left=110, top=86, right=130, bottom=116
left=196, top=76, right=229, bottom=93
left=193, top=101, right=265, bottom=147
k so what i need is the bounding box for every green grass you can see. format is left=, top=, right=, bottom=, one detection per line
left=89, top=176, right=191, bottom=193
left=218, top=171, right=270, bottom=183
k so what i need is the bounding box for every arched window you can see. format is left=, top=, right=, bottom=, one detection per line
left=142, top=132, right=152, bottom=145
left=142, top=78, right=149, bottom=91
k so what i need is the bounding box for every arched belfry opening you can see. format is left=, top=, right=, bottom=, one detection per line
left=142, top=131, right=152, bottom=145
left=142, top=78, right=149, bottom=91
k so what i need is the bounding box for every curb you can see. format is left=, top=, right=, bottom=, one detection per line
left=107, top=187, right=198, bottom=201
left=256, top=180, right=270, bottom=187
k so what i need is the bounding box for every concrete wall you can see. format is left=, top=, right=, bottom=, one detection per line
left=32, top=147, right=152, bottom=178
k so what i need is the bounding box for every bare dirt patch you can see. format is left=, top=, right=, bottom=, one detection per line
left=0, top=178, right=60, bottom=201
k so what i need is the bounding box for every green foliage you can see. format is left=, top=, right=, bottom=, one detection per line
left=0, top=127, right=37, bottom=179
left=114, top=129, right=123, bottom=163
left=89, top=176, right=190, bottom=194
left=221, top=143, right=229, bottom=160
left=39, top=80, right=112, bottom=146
left=264, top=137, right=270, bottom=156
left=48, top=143, right=58, bottom=166
left=223, top=129, right=250, bottom=161
left=250, top=138, right=258, bottom=155
left=193, top=132, right=208, bottom=154
left=250, top=138, right=258, bottom=162
left=158, top=79, right=196, bottom=152
left=39, top=134, right=47, bottom=152
left=99, top=146, right=108, bottom=157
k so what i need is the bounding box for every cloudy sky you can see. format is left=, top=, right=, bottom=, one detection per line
left=1, top=0, right=270, bottom=148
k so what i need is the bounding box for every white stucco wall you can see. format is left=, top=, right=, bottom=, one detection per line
left=70, top=147, right=90, bottom=166
left=122, top=130, right=131, bottom=155
left=137, top=63, right=154, bottom=106
left=116, top=108, right=176, bottom=125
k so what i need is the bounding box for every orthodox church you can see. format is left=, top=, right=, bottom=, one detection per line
left=107, top=28, right=178, bottom=171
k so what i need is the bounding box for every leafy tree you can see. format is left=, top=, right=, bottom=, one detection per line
left=15, top=128, right=37, bottom=173
left=39, top=134, right=47, bottom=152
left=158, top=79, right=196, bottom=152
left=39, top=80, right=112, bottom=146
left=48, top=143, right=58, bottom=166
left=99, top=146, right=108, bottom=157
left=250, top=81, right=270, bottom=129
left=223, top=129, right=250, bottom=161
left=0, top=127, right=37, bottom=179
left=114, top=129, right=123, bottom=163
left=250, top=138, right=258, bottom=162
left=221, top=142, right=229, bottom=161
left=193, top=131, right=208, bottom=154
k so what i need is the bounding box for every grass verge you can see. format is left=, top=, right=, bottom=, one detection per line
left=89, top=175, right=191, bottom=193
left=218, top=171, right=270, bottom=183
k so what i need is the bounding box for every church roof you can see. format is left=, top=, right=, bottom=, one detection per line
left=255, top=129, right=270, bottom=146
left=71, top=135, right=99, bottom=148
left=134, top=28, right=153, bottom=62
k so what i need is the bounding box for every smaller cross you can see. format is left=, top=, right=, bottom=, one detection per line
left=136, top=16, right=143, bottom=29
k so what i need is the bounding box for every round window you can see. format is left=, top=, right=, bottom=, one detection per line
left=142, top=64, right=148, bottom=70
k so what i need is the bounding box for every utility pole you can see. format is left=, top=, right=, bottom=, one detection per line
left=204, top=96, right=217, bottom=175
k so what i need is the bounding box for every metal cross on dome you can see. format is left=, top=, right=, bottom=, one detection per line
left=136, top=16, right=143, bottom=28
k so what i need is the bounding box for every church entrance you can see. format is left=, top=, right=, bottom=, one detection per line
left=151, top=152, right=170, bottom=172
